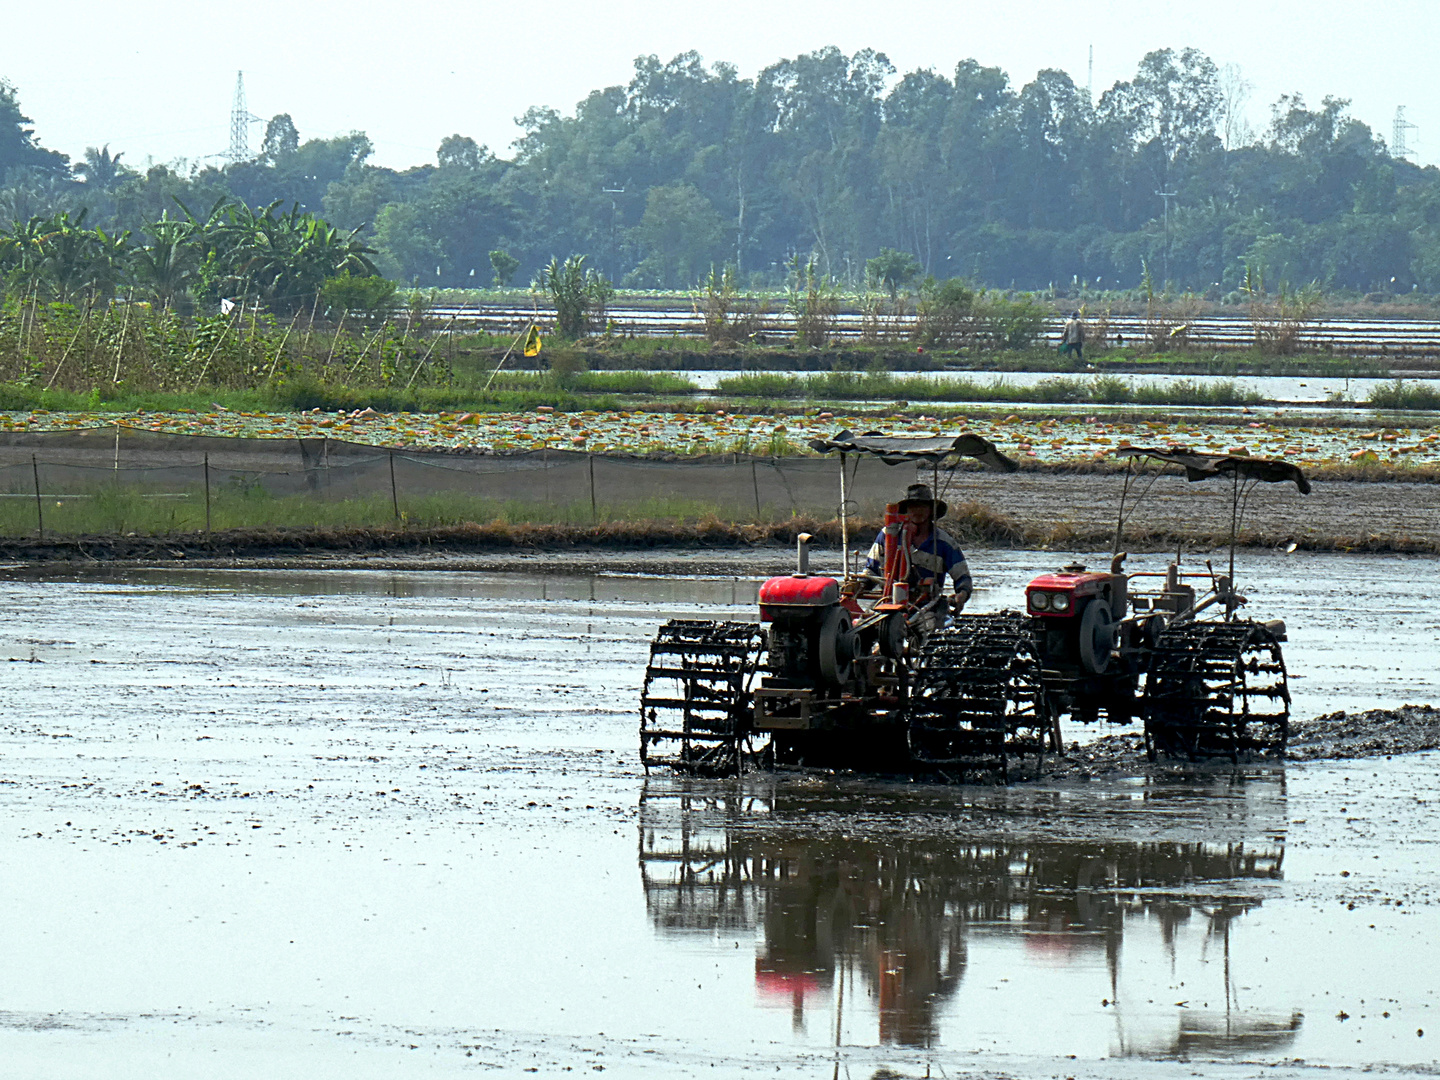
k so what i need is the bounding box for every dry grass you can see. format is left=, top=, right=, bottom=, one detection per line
left=5, top=505, right=1435, bottom=563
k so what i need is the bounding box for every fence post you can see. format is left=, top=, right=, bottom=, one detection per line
left=31, top=454, right=43, bottom=540
left=203, top=452, right=212, bottom=536
left=588, top=454, right=597, bottom=522
left=389, top=450, right=400, bottom=523
left=751, top=459, right=761, bottom=520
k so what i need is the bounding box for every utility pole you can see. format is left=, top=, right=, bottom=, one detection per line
left=602, top=184, right=624, bottom=282
left=1087, top=44, right=1094, bottom=105
left=1393, top=106, right=1419, bottom=160
left=1155, top=190, right=1177, bottom=285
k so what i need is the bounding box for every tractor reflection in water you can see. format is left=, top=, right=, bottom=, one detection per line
left=639, top=432, right=1310, bottom=780
left=638, top=778, right=1303, bottom=1055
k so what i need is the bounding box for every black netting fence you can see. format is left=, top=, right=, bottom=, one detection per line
left=0, top=427, right=934, bottom=537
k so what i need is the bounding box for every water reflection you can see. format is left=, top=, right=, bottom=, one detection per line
left=639, top=777, right=1301, bottom=1057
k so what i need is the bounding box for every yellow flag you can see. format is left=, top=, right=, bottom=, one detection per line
left=523, top=325, right=542, bottom=357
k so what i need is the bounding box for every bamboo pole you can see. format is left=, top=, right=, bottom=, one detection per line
left=110, top=290, right=134, bottom=384
left=262, top=309, right=304, bottom=381
left=44, top=296, right=94, bottom=390
left=403, top=313, right=457, bottom=391
left=32, top=455, right=43, bottom=540
left=588, top=454, right=597, bottom=522
left=323, top=309, right=347, bottom=368
left=19, top=285, right=37, bottom=353
left=389, top=450, right=400, bottom=522
left=204, top=452, right=211, bottom=536
left=300, top=292, right=319, bottom=358
left=190, top=306, right=240, bottom=391
left=482, top=322, right=532, bottom=392
left=345, top=319, right=389, bottom=377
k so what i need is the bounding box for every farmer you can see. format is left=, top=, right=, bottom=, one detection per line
left=863, top=483, right=972, bottom=612
left=1059, top=311, right=1086, bottom=361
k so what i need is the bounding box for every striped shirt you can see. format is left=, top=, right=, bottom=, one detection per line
left=865, top=526, right=972, bottom=596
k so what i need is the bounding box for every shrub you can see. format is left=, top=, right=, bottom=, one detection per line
left=914, top=277, right=976, bottom=347
left=976, top=293, right=1047, bottom=350
left=320, top=273, right=397, bottom=320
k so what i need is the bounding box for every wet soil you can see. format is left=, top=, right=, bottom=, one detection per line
left=1, top=559, right=1437, bottom=1077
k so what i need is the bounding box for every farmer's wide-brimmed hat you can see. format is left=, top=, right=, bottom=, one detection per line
left=899, top=483, right=947, bottom=520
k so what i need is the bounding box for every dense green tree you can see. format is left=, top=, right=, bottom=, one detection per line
left=866, top=247, right=922, bottom=297
left=488, top=248, right=519, bottom=287
left=629, top=182, right=726, bottom=287
left=10, top=47, right=1440, bottom=297
left=261, top=114, right=300, bottom=162
left=0, top=79, right=69, bottom=178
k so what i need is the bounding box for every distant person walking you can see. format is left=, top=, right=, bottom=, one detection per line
left=1059, top=311, right=1086, bottom=361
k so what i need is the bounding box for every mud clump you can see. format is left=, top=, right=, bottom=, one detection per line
left=1287, top=703, right=1440, bottom=760
left=1040, top=704, right=1440, bottom=781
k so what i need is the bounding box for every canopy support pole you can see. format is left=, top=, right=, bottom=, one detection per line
left=1113, top=459, right=1134, bottom=558
left=838, top=451, right=849, bottom=579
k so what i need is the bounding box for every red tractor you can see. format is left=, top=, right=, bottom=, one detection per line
left=639, top=434, right=1308, bottom=780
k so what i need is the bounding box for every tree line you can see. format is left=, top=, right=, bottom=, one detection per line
left=4, top=47, right=1440, bottom=301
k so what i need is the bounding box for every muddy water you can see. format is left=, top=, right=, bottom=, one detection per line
left=0, top=555, right=1436, bottom=1078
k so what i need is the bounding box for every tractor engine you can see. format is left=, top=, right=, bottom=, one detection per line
left=758, top=574, right=864, bottom=691
left=1025, top=563, right=1127, bottom=677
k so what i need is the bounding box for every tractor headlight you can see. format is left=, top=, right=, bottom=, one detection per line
left=1030, top=591, right=1050, bottom=611
left=1051, top=592, right=1072, bottom=613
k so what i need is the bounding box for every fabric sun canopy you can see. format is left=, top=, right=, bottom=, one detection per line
left=1113, top=446, right=1311, bottom=494
left=808, top=429, right=1019, bottom=472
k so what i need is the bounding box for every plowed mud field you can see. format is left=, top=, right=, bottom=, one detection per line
left=1, top=550, right=1437, bottom=1078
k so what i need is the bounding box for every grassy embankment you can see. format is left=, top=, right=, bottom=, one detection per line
left=4, top=492, right=1435, bottom=556
left=0, top=298, right=1429, bottom=415
left=10, top=364, right=1439, bottom=414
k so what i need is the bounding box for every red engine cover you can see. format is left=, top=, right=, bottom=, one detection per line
left=759, top=575, right=840, bottom=611
left=1026, top=571, right=1112, bottom=618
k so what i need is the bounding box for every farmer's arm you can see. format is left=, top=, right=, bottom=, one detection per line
left=946, top=544, right=973, bottom=609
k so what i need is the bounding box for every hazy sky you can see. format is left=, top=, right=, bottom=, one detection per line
left=7, top=1, right=1438, bottom=172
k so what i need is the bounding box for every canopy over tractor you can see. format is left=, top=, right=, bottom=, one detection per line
left=807, top=429, right=1020, bottom=472
left=639, top=433, right=1310, bottom=782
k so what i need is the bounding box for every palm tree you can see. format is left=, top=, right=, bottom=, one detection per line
left=73, top=145, right=127, bottom=191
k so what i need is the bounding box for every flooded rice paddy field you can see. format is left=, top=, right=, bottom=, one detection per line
left=661, top=368, right=1413, bottom=403
left=0, top=550, right=1437, bottom=1078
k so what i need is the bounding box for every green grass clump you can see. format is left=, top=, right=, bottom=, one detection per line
left=711, top=370, right=1266, bottom=407
left=1367, top=379, right=1440, bottom=410
left=483, top=370, right=698, bottom=395
left=0, top=378, right=620, bottom=416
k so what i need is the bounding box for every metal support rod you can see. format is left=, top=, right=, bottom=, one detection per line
left=588, top=454, right=598, bottom=522
left=389, top=450, right=400, bottom=522
left=32, top=455, right=43, bottom=540
left=1113, top=460, right=1133, bottom=556
left=203, top=452, right=212, bottom=535
left=751, top=459, right=761, bottom=519
left=838, top=452, right=850, bottom=578
left=1228, top=468, right=1239, bottom=586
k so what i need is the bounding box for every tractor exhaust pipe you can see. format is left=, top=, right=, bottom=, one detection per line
left=796, top=532, right=813, bottom=575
